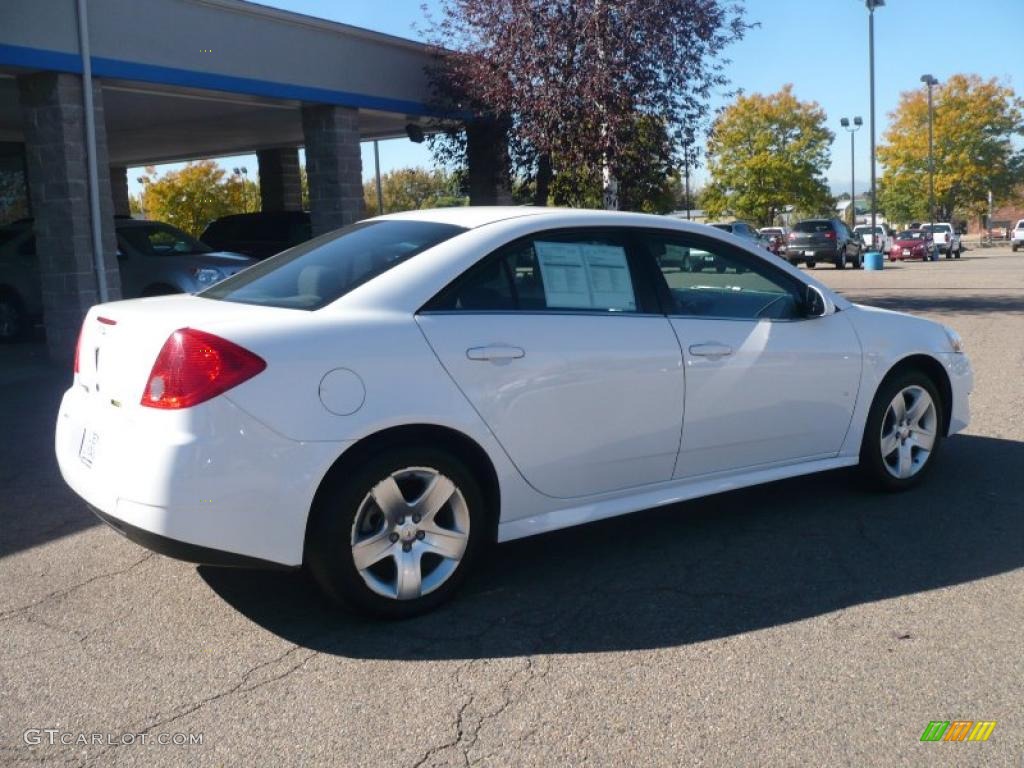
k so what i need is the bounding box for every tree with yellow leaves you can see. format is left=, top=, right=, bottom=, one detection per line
left=132, top=160, right=260, bottom=237
left=877, top=74, right=1023, bottom=224
left=702, top=85, right=835, bottom=227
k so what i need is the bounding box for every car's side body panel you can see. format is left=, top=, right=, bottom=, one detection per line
left=417, top=313, right=685, bottom=498
left=670, top=312, right=862, bottom=477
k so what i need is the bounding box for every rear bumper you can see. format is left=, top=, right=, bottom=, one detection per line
left=89, top=505, right=294, bottom=569
left=55, top=383, right=348, bottom=567
left=784, top=247, right=840, bottom=262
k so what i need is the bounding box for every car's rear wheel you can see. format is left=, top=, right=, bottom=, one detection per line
left=836, top=253, right=847, bottom=269
left=807, top=261, right=816, bottom=269
left=306, top=446, right=487, bottom=618
left=859, top=371, right=943, bottom=491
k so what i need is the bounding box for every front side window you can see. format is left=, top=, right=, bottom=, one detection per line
left=644, top=232, right=804, bottom=321
left=202, top=220, right=465, bottom=310
left=427, top=231, right=643, bottom=313
left=120, top=223, right=212, bottom=257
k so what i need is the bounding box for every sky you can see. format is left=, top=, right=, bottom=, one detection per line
left=128, top=0, right=1024, bottom=199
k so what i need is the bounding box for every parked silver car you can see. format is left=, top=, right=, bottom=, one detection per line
left=0, top=218, right=256, bottom=340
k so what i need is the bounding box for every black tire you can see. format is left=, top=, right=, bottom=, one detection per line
left=788, top=259, right=800, bottom=267
left=306, top=446, right=489, bottom=618
left=0, top=292, right=27, bottom=342
left=954, top=247, right=961, bottom=259
left=858, top=369, right=944, bottom=492
left=835, top=254, right=846, bottom=269
left=807, top=261, right=816, bottom=269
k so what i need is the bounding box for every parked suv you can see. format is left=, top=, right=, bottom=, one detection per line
left=1012, top=219, right=1024, bottom=252
left=0, top=218, right=256, bottom=341
left=201, top=210, right=312, bottom=260
left=921, top=222, right=962, bottom=258
left=784, top=218, right=863, bottom=269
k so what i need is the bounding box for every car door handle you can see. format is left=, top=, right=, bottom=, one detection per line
left=466, top=344, right=525, bottom=361
left=688, top=343, right=733, bottom=359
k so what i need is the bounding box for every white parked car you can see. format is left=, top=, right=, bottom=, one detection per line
left=55, top=208, right=973, bottom=617
left=1012, top=219, right=1024, bottom=252
left=853, top=224, right=891, bottom=253
left=921, top=222, right=962, bottom=258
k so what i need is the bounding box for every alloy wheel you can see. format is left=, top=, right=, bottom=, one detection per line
left=350, top=467, right=470, bottom=600
left=879, top=385, right=938, bottom=479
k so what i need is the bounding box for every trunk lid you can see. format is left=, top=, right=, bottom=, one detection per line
left=75, top=294, right=292, bottom=411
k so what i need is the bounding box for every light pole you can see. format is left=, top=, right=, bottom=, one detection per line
left=865, top=0, right=884, bottom=234
left=920, top=74, right=938, bottom=226
left=840, top=117, right=863, bottom=227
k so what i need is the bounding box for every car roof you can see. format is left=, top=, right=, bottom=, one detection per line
left=374, top=206, right=628, bottom=229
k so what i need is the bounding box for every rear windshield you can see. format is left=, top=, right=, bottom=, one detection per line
left=922, top=224, right=951, bottom=233
left=200, top=220, right=465, bottom=310
left=710, top=224, right=732, bottom=232
left=854, top=226, right=883, bottom=234
left=794, top=220, right=832, bottom=233
left=897, top=231, right=928, bottom=240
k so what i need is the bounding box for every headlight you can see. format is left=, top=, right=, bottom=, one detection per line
left=192, top=267, right=224, bottom=287
left=943, top=326, right=965, bottom=354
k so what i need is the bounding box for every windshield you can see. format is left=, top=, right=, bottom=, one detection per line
left=200, top=220, right=465, bottom=310
left=897, top=231, right=927, bottom=240
left=921, top=224, right=951, bottom=233
left=854, top=226, right=883, bottom=234
left=119, top=222, right=212, bottom=256
left=710, top=224, right=732, bottom=232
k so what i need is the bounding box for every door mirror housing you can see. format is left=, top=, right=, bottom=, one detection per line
left=804, top=285, right=829, bottom=318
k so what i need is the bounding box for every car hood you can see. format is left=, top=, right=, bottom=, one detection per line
left=192, top=251, right=256, bottom=266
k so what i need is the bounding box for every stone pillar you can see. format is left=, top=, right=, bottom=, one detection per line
left=18, top=72, right=121, bottom=362
left=256, top=147, right=302, bottom=211
left=110, top=165, right=131, bottom=217
left=300, top=104, right=363, bottom=235
left=466, top=119, right=513, bottom=206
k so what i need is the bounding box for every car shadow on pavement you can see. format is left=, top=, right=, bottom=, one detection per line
left=200, top=432, right=1024, bottom=659
left=845, top=294, right=1024, bottom=316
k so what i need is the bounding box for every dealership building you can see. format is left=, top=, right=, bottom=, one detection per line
left=0, top=0, right=510, bottom=359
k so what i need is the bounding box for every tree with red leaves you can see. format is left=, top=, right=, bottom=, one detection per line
left=425, top=0, right=747, bottom=209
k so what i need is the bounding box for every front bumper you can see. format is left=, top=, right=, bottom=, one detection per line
left=55, top=383, right=347, bottom=567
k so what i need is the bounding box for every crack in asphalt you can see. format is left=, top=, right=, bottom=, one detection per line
left=0, top=552, right=155, bottom=622
left=77, top=641, right=319, bottom=767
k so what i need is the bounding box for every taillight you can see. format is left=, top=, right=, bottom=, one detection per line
left=825, top=231, right=836, bottom=239
left=141, top=328, right=266, bottom=410
left=73, top=324, right=83, bottom=374
left=788, top=232, right=796, bottom=240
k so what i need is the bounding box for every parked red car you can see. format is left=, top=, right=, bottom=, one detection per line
left=889, top=230, right=934, bottom=261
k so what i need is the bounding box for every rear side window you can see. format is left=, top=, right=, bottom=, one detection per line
left=201, top=220, right=464, bottom=310
left=794, top=221, right=833, bottom=233
left=427, top=230, right=646, bottom=313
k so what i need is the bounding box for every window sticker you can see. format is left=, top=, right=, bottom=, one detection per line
left=534, top=241, right=636, bottom=311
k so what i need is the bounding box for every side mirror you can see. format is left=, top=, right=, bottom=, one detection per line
left=804, top=285, right=828, bottom=318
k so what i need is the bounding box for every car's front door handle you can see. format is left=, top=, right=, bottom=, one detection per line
left=688, top=343, right=733, bottom=359
left=466, top=344, right=526, bottom=361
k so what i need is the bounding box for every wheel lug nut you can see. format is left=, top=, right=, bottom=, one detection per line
left=402, top=542, right=412, bottom=552
left=416, top=530, right=425, bottom=540
left=412, top=514, right=421, bottom=523
left=397, top=516, right=405, bottom=525
left=389, top=532, right=400, bottom=543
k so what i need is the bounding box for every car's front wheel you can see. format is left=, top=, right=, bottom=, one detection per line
left=859, top=371, right=943, bottom=491
left=307, top=446, right=487, bottom=618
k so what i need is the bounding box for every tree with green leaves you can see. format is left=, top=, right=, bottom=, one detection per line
left=702, top=85, right=835, bottom=226
left=878, top=74, right=1024, bottom=223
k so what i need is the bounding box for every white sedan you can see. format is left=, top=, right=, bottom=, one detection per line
left=56, top=207, right=972, bottom=617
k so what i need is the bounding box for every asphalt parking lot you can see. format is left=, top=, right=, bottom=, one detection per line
left=2, top=245, right=1022, bottom=767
